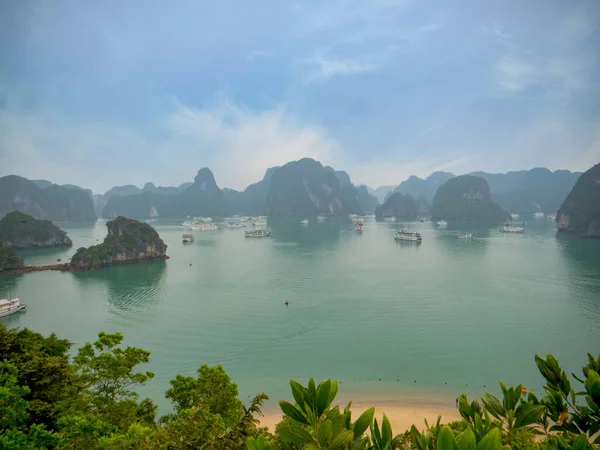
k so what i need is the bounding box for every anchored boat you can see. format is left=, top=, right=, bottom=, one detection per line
left=436, top=220, right=448, bottom=227
left=245, top=229, right=271, bottom=238
left=394, top=230, right=422, bottom=242
left=456, top=233, right=473, bottom=239
left=182, top=233, right=194, bottom=243
left=500, top=221, right=525, bottom=233
left=0, top=297, right=26, bottom=318
left=300, top=219, right=309, bottom=225
left=354, top=222, right=364, bottom=233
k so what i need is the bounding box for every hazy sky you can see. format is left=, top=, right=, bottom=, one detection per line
left=1, top=0, right=599, bottom=193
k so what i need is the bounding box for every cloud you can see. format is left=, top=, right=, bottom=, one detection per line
left=302, top=53, right=378, bottom=83
left=495, top=55, right=537, bottom=92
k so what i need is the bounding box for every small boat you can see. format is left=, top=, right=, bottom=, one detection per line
left=253, top=217, right=267, bottom=227
left=317, top=215, right=326, bottom=222
left=500, top=221, right=524, bottom=233
left=354, top=223, right=363, bottom=233
left=533, top=212, right=545, bottom=219
left=0, top=297, right=26, bottom=318
left=383, top=216, right=396, bottom=222
left=456, top=233, right=473, bottom=239
left=420, top=218, right=426, bottom=223
left=547, top=213, right=557, bottom=221
left=394, top=230, right=422, bottom=242
left=351, top=216, right=365, bottom=223
left=193, top=223, right=219, bottom=231
left=182, top=233, right=194, bottom=243
left=301, top=219, right=309, bottom=225
left=146, top=219, right=156, bottom=225
left=436, top=220, right=448, bottom=227
left=222, top=221, right=247, bottom=229
left=245, top=229, right=271, bottom=238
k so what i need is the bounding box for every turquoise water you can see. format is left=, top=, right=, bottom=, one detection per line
left=1, top=218, right=599, bottom=411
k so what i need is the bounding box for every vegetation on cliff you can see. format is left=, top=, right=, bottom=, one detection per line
left=70, top=217, right=167, bottom=269
left=391, top=172, right=455, bottom=205
left=0, top=211, right=72, bottom=249
left=0, top=242, right=24, bottom=272
left=357, top=186, right=379, bottom=214
left=431, top=175, right=510, bottom=221
left=375, top=193, right=418, bottom=219
left=0, top=323, right=598, bottom=449
left=557, top=163, right=600, bottom=237
left=0, top=175, right=97, bottom=222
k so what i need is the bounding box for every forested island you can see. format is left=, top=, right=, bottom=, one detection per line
left=0, top=324, right=597, bottom=449
left=557, top=163, right=600, bottom=237
left=0, top=211, right=72, bottom=249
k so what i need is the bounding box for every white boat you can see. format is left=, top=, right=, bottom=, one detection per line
left=146, top=219, right=155, bottom=225
left=351, top=216, right=365, bottom=223
left=511, top=213, right=520, bottom=220
left=0, top=297, right=26, bottom=318
left=301, top=219, right=309, bottom=225
left=533, top=212, right=545, bottom=219
left=182, top=233, right=194, bottom=243
left=354, top=223, right=363, bottom=233
left=436, top=220, right=448, bottom=227
left=222, top=221, right=247, bottom=229
left=547, top=213, right=557, bottom=221
left=317, top=215, right=326, bottom=222
left=253, top=217, right=267, bottom=227
left=456, top=233, right=473, bottom=239
left=245, top=229, right=271, bottom=238
left=394, top=230, right=422, bottom=242
left=383, top=216, right=396, bottom=222
left=192, top=222, right=219, bottom=231
left=500, top=221, right=524, bottom=233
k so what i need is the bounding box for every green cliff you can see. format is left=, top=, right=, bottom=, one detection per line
left=375, top=193, right=418, bottom=219
left=357, top=185, right=379, bottom=214
left=70, top=217, right=167, bottom=269
left=0, top=211, right=72, bottom=249
left=431, top=175, right=510, bottom=221
left=391, top=171, right=455, bottom=205
left=0, top=242, right=24, bottom=272
left=264, top=158, right=362, bottom=217
left=556, top=163, right=600, bottom=237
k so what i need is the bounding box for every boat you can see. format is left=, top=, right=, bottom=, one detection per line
left=394, top=230, right=422, bottom=242
left=222, top=221, right=247, bottom=229
left=436, top=220, right=448, bottom=227
left=383, top=216, right=396, bottom=222
left=500, top=221, right=524, bottom=233
left=533, top=212, right=545, bottom=219
left=420, top=218, right=426, bottom=223
left=182, top=233, right=194, bottom=243
left=354, top=222, right=363, bottom=233
left=351, top=216, right=365, bottom=223
left=511, top=213, right=520, bottom=220
left=253, top=217, right=267, bottom=227
left=547, top=213, right=557, bottom=221
left=146, top=219, right=155, bottom=225
left=317, top=215, right=326, bottom=222
left=245, top=229, right=271, bottom=238
left=192, top=222, right=219, bottom=231
left=0, top=296, right=26, bottom=318
left=456, top=233, right=473, bottom=239
left=300, top=219, right=309, bottom=225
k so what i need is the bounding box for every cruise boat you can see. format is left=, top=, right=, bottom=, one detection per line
left=456, top=233, right=473, bottom=239
left=182, top=233, right=194, bottom=243
left=253, top=217, right=267, bottom=227
left=547, top=213, right=557, bottom=221
left=383, top=216, right=396, bottom=222
left=301, top=219, right=309, bottom=225
left=0, top=297, right=26, bottom=318
left=436, top=220, right=448, bottom=227
left=222, top=221, right=247, bottom=229
left=500, top=221, right=524, bottom=233
left=351, top=216, right=365, bottom=223
left=354, top=222, right=363, bottom=233
left=394, top=230, right=422, bottom=242
left=317, top=215, right=326, bottom=222
left=193, top=222, right=219, bottom=231
left=533, top=212, right=545, bottom=219
left=245, top=229, right=271, bottom=238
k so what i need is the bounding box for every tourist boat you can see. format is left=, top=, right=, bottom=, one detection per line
left=301, top=219, right=309, bottom=225
left=383, top=216, right=396, bottom=222
left=354, top=223, right=363, bottom=233
left=533, top=212, right=545, bottom=219
left=253, top=217, right=267, bottom=227
left=192, top=222, right=219, bottom=231
left=394, top=230, right=422, bottom=242
left=222, top=221, right=247, bottom=229
left=146, top=219, right=155, bottom=225
left=245, top=229, right=271, bottom=238
left=500, top=221, right=524, bottom=233
left=547, top=213, right=557, bottom=221
left=317, top=215, right=326, bottom=222
left=0, top=297, right=26, bottom=318
left=436, top=220, right=448, bottom=227
left=182, top=233, right=194, bottom=243
left=351, top=216, right=365, bottom=223
left=456, top=233, right=473, bottom=239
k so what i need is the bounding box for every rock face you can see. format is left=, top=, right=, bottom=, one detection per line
left=431, top=175, right=510, bottom=221
left=356, top=186, right=379, bottom=214
left=0, top=175, right=97, bottom=222
left=264, top=158, right=361, bottom=217
left=391, top=172, right=455, bottom=205
left=556, top=163, right=600, bottom=237
left=0, top=242, right=24, bottom=272
left=375, top=193, right=418, bottom=219
left=70, top=217, right=167, bottom=270
left=0, top=211, right=72, bottom=249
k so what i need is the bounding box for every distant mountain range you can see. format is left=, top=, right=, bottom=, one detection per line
left=0, top=164, right=583, bottom=221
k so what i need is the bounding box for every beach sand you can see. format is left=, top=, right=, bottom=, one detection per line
left=259, top=401, right=461, bottom=434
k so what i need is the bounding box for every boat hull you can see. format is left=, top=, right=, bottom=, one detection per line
left=0, top=304, right=26, bottom=318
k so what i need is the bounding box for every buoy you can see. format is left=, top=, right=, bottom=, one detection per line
left=189, top=263, right=192, bottom=266
left=522, top=387, right=527, bottom=394
left=285, top=299, right=289, bottom=306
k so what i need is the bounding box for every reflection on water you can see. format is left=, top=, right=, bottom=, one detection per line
left=72, top=261, right=167, bottom=311
left=269, top=218, right=341, bottom=251
left=0, top=274, right=24, bottom=298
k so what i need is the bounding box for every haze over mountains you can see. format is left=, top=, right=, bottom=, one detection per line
left=0, top=159, right=584, bottom=221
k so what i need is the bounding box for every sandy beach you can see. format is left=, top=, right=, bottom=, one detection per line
left=259, top=400, right=461, bottom=434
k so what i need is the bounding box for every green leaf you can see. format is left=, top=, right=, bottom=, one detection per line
left=572, top=434, right=589, bottom=450
left=353, top=407, right=374, bottom=438
left=290, top=379, right=306, bottom=409
left=475, top=428, right=502, bottom=450
left=329, top=379, right=339, bottom=405
left=437, top=425, right=458, bottom=450
left=279, top=400, right=309, bottom=425
left=316, top=379, right=332, bottom=416
left=331, top=412, right=349, bottom=436
left=246, top=437, right=258, bottom=450
left=514, top=403, right=546, bottom=428
left=456, top=427, right=476, bottom=450
left=329, top=429, right=355, bottom=449
left=381, top=414, right=392, bottom=446
left=318, top=419, right=333, bottom=445
left=482, top=394, right=504, bottom=420
left=277, top=425, right=314, bottom=446
left=371, top=418, right=382, bottom=447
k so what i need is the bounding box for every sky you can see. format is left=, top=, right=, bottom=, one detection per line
left=0, top=0, right=599, bottom=194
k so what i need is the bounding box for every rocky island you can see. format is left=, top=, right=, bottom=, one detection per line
left=375, top=193, right=418, bottom=220
left=556, top=163, right=600, bottom=237
left=0, top=242, right=24, bottom=272
left=70, top=217, right=168, bottom=270
left=431, top=175, right=510, bottom=221
left=0, top=211, right=72, bottom=249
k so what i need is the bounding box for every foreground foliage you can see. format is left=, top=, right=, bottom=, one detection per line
left=0, top=324, right=598, bottom=449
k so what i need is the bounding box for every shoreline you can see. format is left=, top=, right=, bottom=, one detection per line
left=0, top=256, right=170, bottom=277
